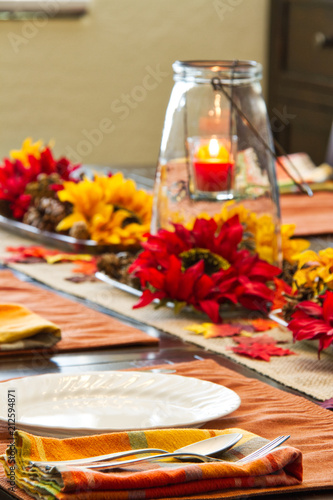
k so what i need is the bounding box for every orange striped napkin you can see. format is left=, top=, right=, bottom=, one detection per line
left=0, top=428, right=302, bottom=499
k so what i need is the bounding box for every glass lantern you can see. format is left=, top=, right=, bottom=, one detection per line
left=151, top=60, right=281, bottom=265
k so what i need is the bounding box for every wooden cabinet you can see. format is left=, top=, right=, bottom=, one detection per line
left=268, top=0, right=333, bottom=164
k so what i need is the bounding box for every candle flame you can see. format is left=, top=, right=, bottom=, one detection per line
left=208, top=138, right=219, bottom=157
left=195, top=138, right=230, bottom=161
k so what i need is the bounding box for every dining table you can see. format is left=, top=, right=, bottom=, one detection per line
left=0, top=166, right=332, bottom=500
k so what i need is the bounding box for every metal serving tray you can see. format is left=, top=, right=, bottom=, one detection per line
left=0, top=167, right=155, bottom=254
left=0, top=215, right=113, bottom=254
left=95, top=271, right=175, bottom=308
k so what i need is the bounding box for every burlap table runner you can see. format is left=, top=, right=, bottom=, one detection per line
left=0, top=358, right=332, bottom=499
left=0, top=229, right=332, bottom=401
left=0, top=269, right=158, bottom=355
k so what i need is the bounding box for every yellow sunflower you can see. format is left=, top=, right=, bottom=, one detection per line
left=281, top=224, right=310, bottom=264
left=56, top=177, right=105, bottom=231
left=214, top=201, right=278, bottom=263
left=215, top=202, right=309, bottom=265
left=95, top=172, right=152, bottom=226
left=293, top=248, right=333, bottom=294
left=56, top=173, right=152, bottom=246
left=217, top=201, right=257, bottom=235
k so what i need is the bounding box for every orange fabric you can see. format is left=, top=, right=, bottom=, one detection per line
left=1, top=428, right=302, bottom=499
left=280, top=191, right=333, bottom=236
left=0, top=303, right=61, bottom=348
left=1, top=358, right=333, bottom=499
left=0, top=270, right=158, bottom=354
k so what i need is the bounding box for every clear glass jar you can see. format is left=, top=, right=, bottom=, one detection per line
left=151, top=60, right=281, bottom=264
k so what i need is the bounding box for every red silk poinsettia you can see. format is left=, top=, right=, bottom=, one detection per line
left=0, top=146, right=79, bottom=220
left=288, top=291, right=333, bottom=356
left=0, top=158, right=34, bottom=219
left=129, top=216, right=281, bottom=322
left=133, top=256, right=222, bottom=323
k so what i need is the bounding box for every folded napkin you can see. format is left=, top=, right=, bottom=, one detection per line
left=0, top=428, right=302, bottom=499
left=0, top=303, right=61, bottom=351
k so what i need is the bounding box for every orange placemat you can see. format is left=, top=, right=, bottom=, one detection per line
left=0, top=270, right=158, bottom=355
left=280, top=191, right=333, bottom=236
left=0, top=359, right=332, bottom=499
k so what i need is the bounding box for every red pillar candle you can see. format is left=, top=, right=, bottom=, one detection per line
left=193, top=138, right=234, bottom=192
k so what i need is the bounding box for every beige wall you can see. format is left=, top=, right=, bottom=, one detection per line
left=0, top=0, right=270, bottom=169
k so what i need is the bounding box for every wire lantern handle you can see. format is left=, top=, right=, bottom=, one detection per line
left=211, top=76, right=313, bottom=197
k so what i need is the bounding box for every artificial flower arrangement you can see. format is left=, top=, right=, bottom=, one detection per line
left=1, top=139, right=333, bottom=355
left=0, top=139, right=153, bottom=249
left=129, top=215, right=280, bottom=323
left=0, top=138, right=78, bottom=221
left=127, top=202, right=333, bottom=356
left=280, top=248, right=333, bottom=355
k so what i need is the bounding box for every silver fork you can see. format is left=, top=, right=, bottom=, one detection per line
left=40, top=435, right=290, bottom=472
left=233, top=435, right=290, bottom=464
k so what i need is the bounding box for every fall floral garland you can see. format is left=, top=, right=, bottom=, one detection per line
left=0, top=138, right=78, bottom=220
left=128, top=211, right=333, bottom=356
left=1, top=139, right=332, bottom=355
left=0, top=139, right=153, bottom=249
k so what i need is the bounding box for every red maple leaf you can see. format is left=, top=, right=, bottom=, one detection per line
left=5, top=245, right=58, bottom=263
left=232, top=334, right=277, bottom=346
left=230, top=322, right=255, bottom=332
left=229, top=342, right=295, bottom=361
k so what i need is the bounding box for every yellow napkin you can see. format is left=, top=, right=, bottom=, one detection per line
left=0, top=303, right=61, bottom=350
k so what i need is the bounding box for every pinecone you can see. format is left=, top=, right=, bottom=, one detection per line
left=281, top=260, right=298, bottom=287
left=97, top=252, right=140, bottom=289
left=23, top=197, right=69, bottom=232
left=69, top=221, right=90, bottom=240
left=0, top=199, right=12, bottom=218
left=25, top=173, right=62, bottom=202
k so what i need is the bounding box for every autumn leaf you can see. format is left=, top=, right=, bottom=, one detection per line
left=230, top=322, right=255, bottom=333
left=185, top=318, right=280, bottom=339
left=45, top=253, right=93, bottom=264
left=232, top=334, right=277, bottom=346
left=6, top=245, right=57, bottom=258
left=251, top=318, right=279, bottom=331
left=229, top=342, right=296, bottom=361
left=185, top=322, right=241, bottom=338
left=185, top=324, right=207, bottom=335
left=65, top=275, right=98, bottom=283
left=4, top=245, right=58, bottom=263
left=5, top=245, right=97, bottom=275
left=72, top=259, right=98, bottom=275
left=204, top=323, right=242, bottom=338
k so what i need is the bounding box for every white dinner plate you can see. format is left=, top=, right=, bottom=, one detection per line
left=0, top=371, right=241, bottom=437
